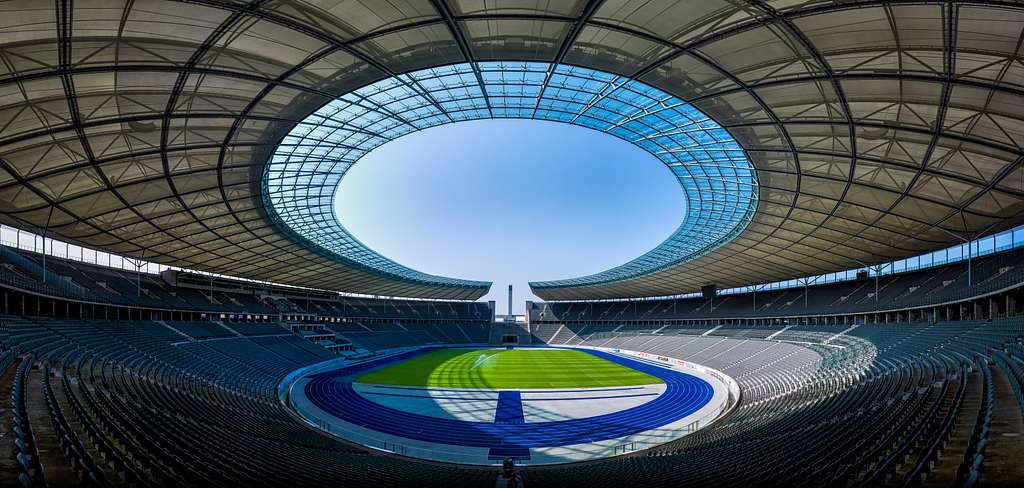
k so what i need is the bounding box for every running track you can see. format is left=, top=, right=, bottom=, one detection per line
left=300, top=347, right=714, bottom=449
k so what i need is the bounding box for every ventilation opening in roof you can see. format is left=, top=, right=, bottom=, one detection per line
left=264, top=61, right=757, bottom=300
left=335, top=119, right=685, bottom=310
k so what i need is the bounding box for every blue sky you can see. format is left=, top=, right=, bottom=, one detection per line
left=335, top=119, right=684, bottom=315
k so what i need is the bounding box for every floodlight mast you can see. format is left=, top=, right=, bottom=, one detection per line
left=508, top=285, right=513, bottom=317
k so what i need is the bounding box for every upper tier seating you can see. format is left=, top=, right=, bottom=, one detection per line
left=0, top=245, right=493, bottom=322
left=530, top=247, right=1024, bottom=323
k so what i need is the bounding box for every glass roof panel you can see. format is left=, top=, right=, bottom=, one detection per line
left=265, top=61, right=758, bottom=292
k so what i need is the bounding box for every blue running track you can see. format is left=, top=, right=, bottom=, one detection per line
left=302, top=348, right=713, bottom=449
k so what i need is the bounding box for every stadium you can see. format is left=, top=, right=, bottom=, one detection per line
left=1, top=0, right=1024, bottom=486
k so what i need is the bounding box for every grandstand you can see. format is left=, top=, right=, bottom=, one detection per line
left=0, top=0, right=1024, bottom=486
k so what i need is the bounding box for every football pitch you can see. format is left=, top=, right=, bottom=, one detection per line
left=355, top=348, right=663, bottom=389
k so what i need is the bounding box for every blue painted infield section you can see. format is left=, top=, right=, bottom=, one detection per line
left=495, top=391, right=525, bottom=424
left=302, top=347, right=714, bottom=449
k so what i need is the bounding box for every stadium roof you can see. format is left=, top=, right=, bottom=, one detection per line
left=267, top=62, right=756, bottom=299
left=0, top=1, right=1023, bottom=301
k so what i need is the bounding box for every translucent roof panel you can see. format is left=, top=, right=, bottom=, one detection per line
left=265, top=62, right=758, bottom=295
left=1, top=1, right=1023, bottom=300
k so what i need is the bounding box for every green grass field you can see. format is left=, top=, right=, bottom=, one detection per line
left=355, top=348, right=662, bottom=389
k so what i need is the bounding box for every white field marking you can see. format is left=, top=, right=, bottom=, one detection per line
left=469, top=352, right=496, bottom=371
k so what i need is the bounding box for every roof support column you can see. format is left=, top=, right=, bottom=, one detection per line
left=41, top=206, right=54, bottom=285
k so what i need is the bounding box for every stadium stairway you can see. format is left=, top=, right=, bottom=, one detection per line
left=978, top=361, right=1024, bottom=483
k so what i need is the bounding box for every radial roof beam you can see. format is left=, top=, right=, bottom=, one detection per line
left=0, top=1, right=1022, bottom=300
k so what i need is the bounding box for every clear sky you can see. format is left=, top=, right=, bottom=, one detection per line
left=335, top=119, right=684, bottom=315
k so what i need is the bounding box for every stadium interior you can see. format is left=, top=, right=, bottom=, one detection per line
left=1, top=0, right=1024, bottom=486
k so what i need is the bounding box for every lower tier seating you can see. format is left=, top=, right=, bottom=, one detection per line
left=0, top=316, right=1020, bottom=486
